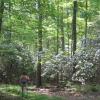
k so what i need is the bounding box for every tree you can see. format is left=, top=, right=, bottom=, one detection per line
left=56, top=0, right=60, bottom=55
left=60, top=3, right=65, bottom=51
left=72, top=0, right=77, bottom=55
left=0, top=0, right=4, bottom=34
left=84, top=0, right=88, bottom=47
left=37, top=0, right=43, bottom=87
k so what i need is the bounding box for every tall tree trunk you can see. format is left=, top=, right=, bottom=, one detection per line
left=60, top=7, right=65, bottom=51
left=56, top=23, right=59, bottom=55
left=56, top=18, right=60, bottom=86
left=72, top=0, right=77, bottom=55
left=4, top=1, right=12, bottom=42
left=56, top=0, right=60, bottom=55
left=72, top=0, right=78, bottom=74
left=66, top=8, right=70, bottom=56
left=8, top=1, right=12, bottom=42
left=84, top=0, right=88, bottom=47
left=56, top=0, right=60, bottom=86
left=37, top=0, right=43, bottom=87
left=0, top=0, right=4, bottom=34
left=60, top=3, right=65, bottom=82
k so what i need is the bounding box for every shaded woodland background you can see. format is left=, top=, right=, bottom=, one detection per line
left=0, top=0, right=100, bottom=88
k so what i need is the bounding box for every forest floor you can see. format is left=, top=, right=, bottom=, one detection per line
left=0, top=85, right=100, bottom=100
left=28, top=86, right=100, bottom=100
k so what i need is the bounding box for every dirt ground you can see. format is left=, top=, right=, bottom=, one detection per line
left=0, top=87, right=100, bottom=100
left=30, top=87, right=100, bottom=100
left=52, top=91, right=100, bottom=100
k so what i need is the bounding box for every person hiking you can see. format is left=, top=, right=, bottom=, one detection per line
left=20, top=72, right=30, bottom=96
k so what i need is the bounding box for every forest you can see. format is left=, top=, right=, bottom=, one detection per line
left=0, top=0, right=100, bottom=100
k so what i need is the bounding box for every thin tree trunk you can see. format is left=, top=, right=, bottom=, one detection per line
left=66, top=8, right=70, bottom=56
left=56, top=24, right=59, bottom=55
left=0, top=0, right=4, bottom=33
left=53, top=37, right=56, bottom=53
left=47, top=39, right=49, bottom=49
left=56, top=0, right=60, bottom=86
left=60, top=7, right=65, bottom=51
left=68, top=34, right=70, bottom=56
left=8, top=1, right=12, bottom=42
left=84, top=0, right=88, bottom=47
left=37, top=0, right=43, bottom=87
left=72, top=0, right=77, bottom=55
left=56, top=20, right=59, bottom=85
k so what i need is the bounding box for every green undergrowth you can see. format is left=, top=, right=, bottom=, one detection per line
left=0, top=84, right=64, bottom=100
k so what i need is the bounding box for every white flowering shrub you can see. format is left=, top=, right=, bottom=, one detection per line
left=41, top=47, right=100, bottom=84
